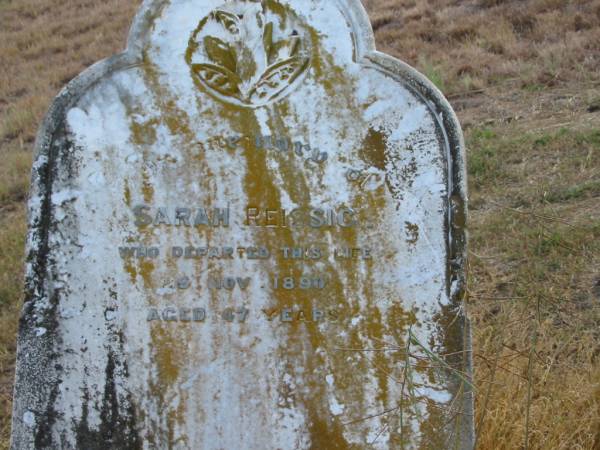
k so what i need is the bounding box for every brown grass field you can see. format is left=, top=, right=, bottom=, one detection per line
left=1, top=0, right=599, bottom=448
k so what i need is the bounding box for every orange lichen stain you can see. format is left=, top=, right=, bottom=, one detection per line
left=264, top=0, right=289, bottom=19
left=141, top=167, right=154, bottom=204
left=137, top=52, right=221, bottom=448
left=405, top=221, right=420, bottom=245
left=220, top=103, right=355, bottom=446
left=146, top=322, right=190, bottom=447
left=308, top=414, right=357, bottom=450
left=238, top=28, right=408, bottom=446
left=130, top=119, right=159, bottom=146
left=123, top=181, right=132, bottom=207
left=137, top=259, right=155, bottom=289
left=128, top=7, right=440, bottom=446
left=307, top=31, right=360, bottom=119
left=367, top=308, right=392, bottom=399
left=320, top=141, right=417, bottom=445
left=306, top=28, right=336, bottom=96
left=123, top=259, right=137, bottom=284
left=151, top=326, right=183, bottom=384
left=362, top=127, right=388, bottom=171
left=140, top=52, right=195, bottom=145
left=163, top=101, right=193, bottom=138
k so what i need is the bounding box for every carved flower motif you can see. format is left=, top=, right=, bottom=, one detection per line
left=186, top=1, right=310, bottom=107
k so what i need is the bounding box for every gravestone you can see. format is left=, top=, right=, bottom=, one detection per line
left=12, top=0, right=472, bottom=449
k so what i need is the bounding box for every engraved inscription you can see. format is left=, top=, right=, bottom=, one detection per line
left=199, top=134, right=328, bottom=164
left=147, top=307, right=207, bottom=322
left=119, top=244, right=373, bottom=262
left=133, top=205, right=230, bottom=228
left=145, top=307, right=341, bottom=324
left=245, top=207, right=359, bottom=228
left=262, top=307, right=339, bottom=323
left=272, top=276, right=326, bottom=290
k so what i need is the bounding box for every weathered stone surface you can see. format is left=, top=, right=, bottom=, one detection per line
left=12, top=1, right=472, bottom=449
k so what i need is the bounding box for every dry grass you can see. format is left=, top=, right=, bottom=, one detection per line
left=364, top=0, right=600, bottom=95
left=0, top=0, right=599, bottom=449
left=466, top=128, right=600, bottom=449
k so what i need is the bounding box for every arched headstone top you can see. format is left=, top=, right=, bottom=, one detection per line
left=126, top=0, right=377, bottom=62
left=39, top=0, right=464, bottom=159
left=115, top=0, right=460, bottom=121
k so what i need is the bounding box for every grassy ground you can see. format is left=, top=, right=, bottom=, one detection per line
left=0, top=0, right=599, bottom=448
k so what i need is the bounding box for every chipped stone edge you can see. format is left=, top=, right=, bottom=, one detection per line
left=11, top=0, right=473, bottom=448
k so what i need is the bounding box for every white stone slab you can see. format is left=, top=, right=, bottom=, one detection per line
left=12, top=1, right=472, bottom=449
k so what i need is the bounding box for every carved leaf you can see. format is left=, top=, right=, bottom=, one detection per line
left=204, top=36, right=237, bottom=73
left=188, top=5, right=310, bottom=106
left=263, top=22, right=274, bottom=58
left=249, top=56, right=309, bottom=102
left=212, top=10, right=240, bottom=34
left=289, top=32, right=301, bottom=56
left=191, top=63, right=242, bottom=99
left=268, top=33, right=301, bottom=63
left=254, top=11, right=265, bottom=29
